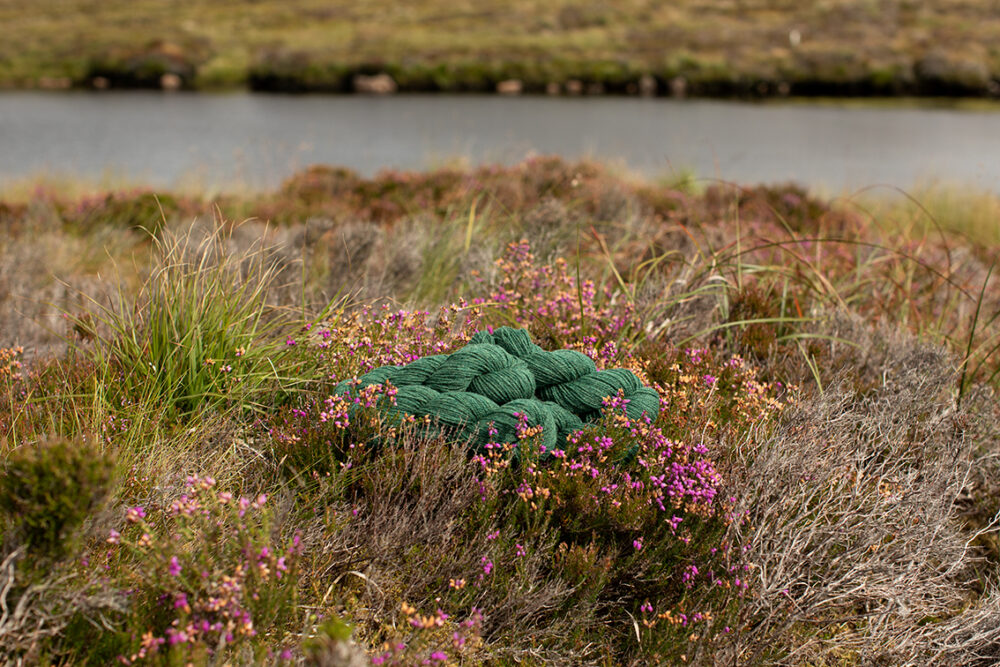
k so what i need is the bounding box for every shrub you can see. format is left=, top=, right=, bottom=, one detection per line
left=0, top=436, right=114, bottom=562
left=107, top=475, right=302, bottom=664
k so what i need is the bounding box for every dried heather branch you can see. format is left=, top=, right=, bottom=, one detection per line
left=713, top=330, right=988, bottom=665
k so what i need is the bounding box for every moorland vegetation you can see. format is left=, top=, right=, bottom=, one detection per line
left=2, top=158, right=1000, bottom=664
left=6, top=0, right=1000, bottom=97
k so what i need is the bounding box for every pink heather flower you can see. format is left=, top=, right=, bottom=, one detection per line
left=218, top=491, right=232, bottom=504
left=515, top=544, right=526, bottom=557
left=168, top=556, right=182, bottom=577
left=279, top=649, right=293, bottom=661
left=107, top=529, right=121, bottom=544
left=633, top=538, right=643, bottom=551
left=428, top=651, right=448, bottom=662
left=285, top=337, right=296, bottom=346
left=125, top=506, right=146, bottom=523
left=166, top=629, right=188, bottom=646
left=640, top=602, right=654, bottom=614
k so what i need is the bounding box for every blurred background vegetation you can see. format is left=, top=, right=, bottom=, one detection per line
left=6, top=0, right=1000, bottom=96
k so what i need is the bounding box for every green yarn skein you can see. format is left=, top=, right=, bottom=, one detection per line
left=336, top=327, right=660, bottom=455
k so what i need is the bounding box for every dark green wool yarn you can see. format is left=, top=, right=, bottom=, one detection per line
left=393, top=354, right=448, bottom=385
left=623, top=386, right=662, bottom=422
left=475, top=398, right=558, bottom=454
left=543, top=400, right=585, bottom=444
left=360, top=365, right=403, bottom=386
left=336, top=327, right=660, bottom=454
left=537, top=367, right=641, bottom=415
left=525, top=348, right=597, bottom=389
left=392, top=384, right=440, bottom=416
left=423, top=391, right=500, bottom=427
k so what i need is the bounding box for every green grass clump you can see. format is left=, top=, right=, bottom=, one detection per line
left=72, top=224, right=294, bottom=418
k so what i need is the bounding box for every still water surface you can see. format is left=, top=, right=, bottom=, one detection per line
left=2, top=92, right=1000, bottom=192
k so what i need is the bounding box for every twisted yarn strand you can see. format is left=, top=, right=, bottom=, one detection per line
left=337, top=327, right=660, bottom=453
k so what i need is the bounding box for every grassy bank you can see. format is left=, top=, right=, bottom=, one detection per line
left=2, top=159, right=1000, bottom=664
left=6, top=1, right=1000, bottom=97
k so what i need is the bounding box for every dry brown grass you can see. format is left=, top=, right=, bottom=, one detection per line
left=711, top=315, right=1000, bottom=665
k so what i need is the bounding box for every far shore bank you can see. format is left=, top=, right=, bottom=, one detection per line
left=9, top=1, right=1000, bottom=100
left=14, top=63, right=1000, bottom=101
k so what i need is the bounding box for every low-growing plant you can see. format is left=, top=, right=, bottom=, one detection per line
left=105, top=475, right=302, bottom=664
left=0, top=436, right=114, bottom=562
left=70, top=222, right=297, bottom=418
left=4, top=160, right=1000, bottom=663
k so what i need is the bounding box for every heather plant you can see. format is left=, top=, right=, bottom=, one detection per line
left=271, top=318, right=788, bottom=662
left=476, top=239, right=634, bottom=348
left=637, top=341, right=793, bottom=445
left=471, top=396, right=750, bottom=663
left=368, top=602, right=483, bottom=666
left=268, top=380, right=411, bottom=474
left=0, top=436, right=114, bottom=562
left=295, top=301, right=484, bottom=382
left=0, top=345, right=23, bottom=381
left=56, top=189, right=185, bottom=235
left=105, top=475, right=302, bottom=664
left=259, top=242, right=797, bottom=662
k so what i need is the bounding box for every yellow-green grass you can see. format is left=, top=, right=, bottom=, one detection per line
left=5, top=0, right=1000, bottom=95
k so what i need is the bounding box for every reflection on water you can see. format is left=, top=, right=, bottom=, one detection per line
left=1, top=92, right=1000, bottom=192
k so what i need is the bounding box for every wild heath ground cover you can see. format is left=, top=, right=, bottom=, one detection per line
left=1, top=159, right=1000, bottom=664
